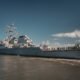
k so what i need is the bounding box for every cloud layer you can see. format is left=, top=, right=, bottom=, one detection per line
left=52, top=30, right=80, bottom=38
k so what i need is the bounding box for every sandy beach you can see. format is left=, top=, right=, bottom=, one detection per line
left=0, top=55, right=80, bottom=80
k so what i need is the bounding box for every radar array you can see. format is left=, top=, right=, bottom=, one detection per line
left=5, top=24, right=18, bottom=40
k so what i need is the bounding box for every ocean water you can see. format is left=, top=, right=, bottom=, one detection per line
left=0, top=55, right=80, bottom=80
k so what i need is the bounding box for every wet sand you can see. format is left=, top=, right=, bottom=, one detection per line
left=0, top=55, right=80, bottom=80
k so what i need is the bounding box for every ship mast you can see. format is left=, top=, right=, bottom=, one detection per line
left=5, top=24, right=18, bottom=41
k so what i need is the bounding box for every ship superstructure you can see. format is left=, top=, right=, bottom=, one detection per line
left=0, top=24, right=80, bottom=50
left=0, top=24, right=34, bottom=48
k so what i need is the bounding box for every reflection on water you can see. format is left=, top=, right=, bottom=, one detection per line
left=0, top=55, right=80, bottom=80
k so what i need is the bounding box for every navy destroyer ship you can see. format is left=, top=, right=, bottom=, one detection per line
left=0, top=24, right=80, bottom=59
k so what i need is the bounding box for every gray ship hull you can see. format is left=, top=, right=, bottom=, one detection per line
left=0, top=48, right=80, bottom=59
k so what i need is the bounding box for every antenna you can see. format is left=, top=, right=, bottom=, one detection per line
left=5, top=24, right=18, bottom=40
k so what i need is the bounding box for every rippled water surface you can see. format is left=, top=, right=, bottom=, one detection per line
left=0, top=55, right=80, bottom=80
